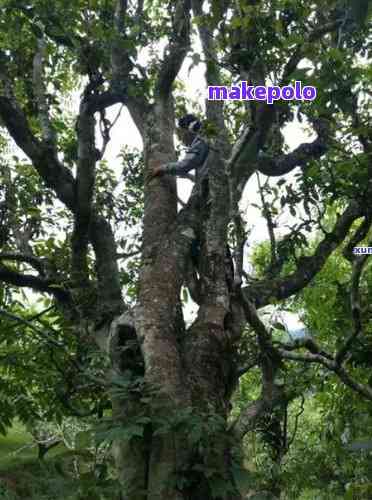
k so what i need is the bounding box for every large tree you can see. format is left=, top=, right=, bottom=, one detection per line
left=0, top=0, right=371, bottom=498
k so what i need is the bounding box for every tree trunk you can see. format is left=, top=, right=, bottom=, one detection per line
left=106, top=99, right=243, bottom=499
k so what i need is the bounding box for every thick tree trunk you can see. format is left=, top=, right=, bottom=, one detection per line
left=112, top=374, right=243, bottom=500
left=106, top=98, right=243, bottom=499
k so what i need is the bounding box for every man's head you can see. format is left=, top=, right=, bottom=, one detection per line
left=177, top=114, right=201, bottom=146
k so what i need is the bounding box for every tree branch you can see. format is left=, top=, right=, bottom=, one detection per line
left=275, top=336, right=333, bottom=361
left=85, top=90, right=128, bottom=114
left=228, top=19, right=341, bottom=200
left=278, top=348, right=372, bottom=401
left=256, top=119, right=330, bottom=177
left=342, top=216, right=371, bottom=261
left=231, top=398, right=270, bottom=439
left=33, top=37, right=56, bottom=146
left=99, top=105, right=124, bottom=159
left=228, top=105, right=276, bottom=200
left=155, top=0, right=191, bottom=98
left=0, top=263, right=71, bottom=303
left=0, top=61, right=76, bottom=211
left=109, top=0, right=148, bottom=134
left=231, top=209, right=247, bottom=287
left=1, top=53, right=124, bottom=322
left=245, top=200, right=362, bottom=307
left=0, top=307, right=65, bottom=349
left=89, top=213, right=124, bottom=321
left=192, top=0, right=231, bottom=155
left=257, top=174, right=277, bottom=270
left=335, top=250, right=369, bottom=365
left=281, top=20, right=342, bottom=84
left=111, top=0, right=131, bottom=86
left=236, top=360, right=258, bottom=378
left=0, top=252, right=46, bottom=277
left=71, top=87, right=97, bottom=284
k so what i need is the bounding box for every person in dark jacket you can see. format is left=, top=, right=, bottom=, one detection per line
left=149, top=114, right=210, bottom=271
left=149, top=114, right=209, bottom=182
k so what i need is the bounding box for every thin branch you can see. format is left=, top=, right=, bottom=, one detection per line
left=286, top=394, right=305, bottom=451
left=232, top=209, right=247, bottom=287
left=231, top=398, right=269, bottom=438
left=274, top=336, right=333, bottom=361
left=239, top=291, right=285, bottom=428
left=0, top=308, right=65, bottom=348
left=236, top=359, right=258, bottom=377
left=135, top=0, right=144, bottom=22
left=28, top=305, right=56, bottom=322
left=231, top=385, right=286, bottom=440
left=177, top=196, right=186, bottom=208
left=240, top=293, right=272, bottom=353
left=228, top=126, right=253, bottom=175
left=278, top=348, right=372, bottom=401
left=99, top=105, right=124, bottom=159
left=108, top=0, right=148, bottom=134
left=277, top=348, right=332, bottom=368
left=335, top=250, right=369, bottom=365
left=281, top=20, right=342, bottom=84
left=115, top=249, right=141, bottom=260
left=257, top=174, right=277, bottom=269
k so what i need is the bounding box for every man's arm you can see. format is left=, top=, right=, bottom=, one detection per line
left=149, top=139, right=209, bottom=180
left=163, top=139, right=209, bottom=175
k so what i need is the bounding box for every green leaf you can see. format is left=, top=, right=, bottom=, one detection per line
left=75, top=430, right=92, bottom=449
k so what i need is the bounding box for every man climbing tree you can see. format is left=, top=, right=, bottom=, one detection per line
left=149, top=113, right=209, bottom=182
left=149, top=112, right=210, bottom=278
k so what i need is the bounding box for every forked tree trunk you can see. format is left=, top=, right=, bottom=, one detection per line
left=104, top=99, right=243, bottom=499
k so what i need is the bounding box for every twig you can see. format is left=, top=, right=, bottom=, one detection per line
left=99, top=105, right=124, bottom=159
left=286, top=394, right=305, bottom=450
left=336, top=250, right=369, bottom=365
left=0, top=307, right=65, bottom=348
left=256, top=173, right=277, bottom=270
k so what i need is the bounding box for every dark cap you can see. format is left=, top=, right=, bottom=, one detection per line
left=178, top=114, right=201, bottom=132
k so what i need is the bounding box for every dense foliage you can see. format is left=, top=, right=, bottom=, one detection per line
left=0, top=0, right=371, bottom=499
